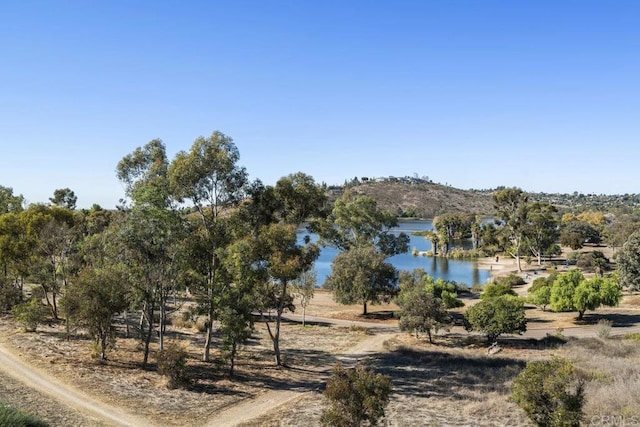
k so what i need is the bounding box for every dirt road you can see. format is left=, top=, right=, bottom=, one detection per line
left=0, top=343, right=152, bottom=427
left=1, top=308, right=639, bottom=427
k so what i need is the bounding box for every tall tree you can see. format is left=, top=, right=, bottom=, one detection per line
left=49, top=188, right=77, bottom=210
left=62, top=265, right=127, bottom=360
left=615, top=229, right=640, bottom=292
left=168, top=131, right=248, bottom=362
left=117, top=140, right=183, bottom=364
left=319, top=192, right=409, bottom=315
left=493, top=187, right=529, bottom=272
left=0, top=185, right=25, bottom=213
left=255, top=222, right=319, bottom=366
left=524, top=202, right=559, bottom=265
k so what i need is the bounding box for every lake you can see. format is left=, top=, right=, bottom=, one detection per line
left=300, top=219, right=491, bottom=288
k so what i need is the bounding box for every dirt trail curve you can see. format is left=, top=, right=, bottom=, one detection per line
left=0, top=343, right=152, bottom=427
left=208, top=322, right=397, bottom=427
left=1, top=309, right=639, bottom=427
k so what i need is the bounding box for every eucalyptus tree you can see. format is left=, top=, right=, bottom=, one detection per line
left=617, top=229, right=640, bottom=291
left=240, top=172, right=326, bottom=366
left=254, top=222, right=319, bottom=366
left=49, top=188, right=77, bottom=210
left=319, top=192, right=409, bottom=315
left=22, top=205, right=78, bottom=319
left=117, top=139, right=184, bottom=365
left=168, top=131, right=248, bottom=362
left=216, top=233, right=263, bottom=376
left=524, top=201, right=559, bottom=265
left=0, top=212, right=31, bottom=292
left=62, top=262, right=128, bottom=360
left=493, top=187, right=529, bottom=272
left=0, top=185, right=25, bottom=213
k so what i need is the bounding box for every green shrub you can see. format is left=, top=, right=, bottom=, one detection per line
left=511, top=357, right=584, bottom=427
left=463, top=295, right=527, bottom=343
left=321, top=363, right=392, bottom=427
left=157, top=343, right=189, bottom=389
left=497, top=273, right=526, bottom=287
left=625, top=332, right=640, bottom=342
left=12, top=299, right=49, bottom=332
left=0, top=285, right=23, bottom=312
left=481, top=282, right=517, bottom=299
left=0, top=403, right=48, bottom=426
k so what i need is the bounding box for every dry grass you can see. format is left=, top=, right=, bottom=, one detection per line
left=0, top=314, right=368, bottom=427
left=2, top=288, right=640, bottom=426
left=561, top=337, right=640, bottom=418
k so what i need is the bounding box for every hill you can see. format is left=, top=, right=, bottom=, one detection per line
left=339, top=180, right=494, bottom=218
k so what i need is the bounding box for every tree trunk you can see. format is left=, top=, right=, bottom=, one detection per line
left=159, top=299, right=165, bottom=352
left=123, top=311, right=130, bottom=338
left=363, top=301, right=368, bottom=316
left=229, top=341, right=237, bottom=377
left=302, top=306, right=306, bottom=327
left=203, top=253, right=217, bottom=361
left=203, top=296, right=214, bottom=362
left=142, top=302, right=155, bottom=368
left=427, top=329, right=433, bottom=344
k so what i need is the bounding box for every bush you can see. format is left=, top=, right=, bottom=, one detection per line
left=596, top=319, right=613, bottom=339
left=463, top=295, right=527, bottom=343
left=481, top=282, right=517, bottom=300
left=321, top=363, right=392, bottom=426
left=498, top=273, right=526, bottom=287
left=12, top=299, right=49, bottom=332
left=0, top=403, right=48, bottom=426
left=511, top=357, right=584, bottom=427
left=0, top=284, right=23, bottom=312
left=157, top=343, right=189, bottom=389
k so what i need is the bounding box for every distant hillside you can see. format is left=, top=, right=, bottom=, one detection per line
left=328, top=180, right=640, bottom=218
left=334, top=181, right=494, bottom=218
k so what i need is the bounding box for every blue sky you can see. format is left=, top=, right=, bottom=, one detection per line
left=1, top=1, right=638, bottom=209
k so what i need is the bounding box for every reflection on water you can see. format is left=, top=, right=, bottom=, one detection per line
left=300, top=220, right=490, bottom=287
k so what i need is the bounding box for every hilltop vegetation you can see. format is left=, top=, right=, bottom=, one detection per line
left=329, top=177, right=640, bottom=219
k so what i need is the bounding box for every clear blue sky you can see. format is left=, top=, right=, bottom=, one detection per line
left=1, top=1, right=638, bottom=209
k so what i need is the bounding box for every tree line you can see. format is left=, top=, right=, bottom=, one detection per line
left=0, top=131, right=412, bottom=376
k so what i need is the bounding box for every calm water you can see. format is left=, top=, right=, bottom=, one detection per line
left=300, top=219, right=491, bottom=288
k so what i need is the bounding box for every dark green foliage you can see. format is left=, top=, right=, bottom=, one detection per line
left=12, top=298, right=49, bottom=332
left=49, top=188, right=77, bottom=210
left=560, top=220, right=601, bottom=250
left=511, top=357, right=584, bottom=426
left=0, top=403, right=48, bottom=427
left=321, top=363, right=392, bottom=427
left=61, top=267, right=127, bottom=360
left=318, top=192, right=409, bottom=315
left=575, top=251, right=609, bottom=275
left=617, top=229, right=640, bottom=291
left=463, top=295, right=527, bottom=342
left=157, top=343, right=189, bottom=389
left=327, top=247, right=398, bottom=315
left=481, top=282, right=517, bottom=300
left=497, top=273, right=526, bottom=287
left=398, top=289, right=451, bottom=343
left=0, top=284, right=22, bottom=312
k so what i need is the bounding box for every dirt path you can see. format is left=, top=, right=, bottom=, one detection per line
left=0, top=342, right=152, bottom=427
left=208, top=325, right=397, bottom=427
left=1, top=305, right=639, bottom=427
